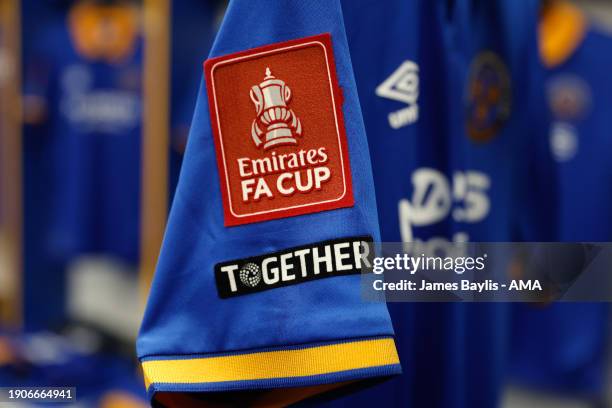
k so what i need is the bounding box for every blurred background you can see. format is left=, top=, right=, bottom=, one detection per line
left=0, top=0, right=612, bottom=407
left=0, top=0, right=224, bottom=405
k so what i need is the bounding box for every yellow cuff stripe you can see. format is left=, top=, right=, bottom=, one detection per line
left=142, top=337, right=399, bottom=388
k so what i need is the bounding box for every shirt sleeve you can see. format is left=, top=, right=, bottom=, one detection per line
left=137, top=0, right=400, bottom=405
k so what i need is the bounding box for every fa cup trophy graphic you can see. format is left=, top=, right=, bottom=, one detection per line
left=250, top=68, right=303, bottom=149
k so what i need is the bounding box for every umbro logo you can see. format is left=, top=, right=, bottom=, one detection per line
left=376, top=60, right=419, bottom=129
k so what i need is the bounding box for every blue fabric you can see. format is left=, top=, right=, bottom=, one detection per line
left=25, top=12, right=144, bottom=265
left=20, top=1, right=216, bottom=328
left=321, top=1, right=550, bottom=407
left=139, top=0, right=554, bottom=405
left=169, top=0, right=220, bottom=198
left=21, top=0, right=71, bottom=330
left=510, top=26, right=612, bottom=398
left=137, top=0, right=394, bottom=386
left=24, top=1, right=216, bottom=266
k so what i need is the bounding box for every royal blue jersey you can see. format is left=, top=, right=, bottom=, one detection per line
left=510, top=1, right=611, bottom=397
left=424, top=2, right=554, bottom=407
left=137, top=0, right=400, bottom=405
left=321, top=1, right=552, bottom=407
left=21, top=1, right=75, bottom=329
left=139, top=0, right=555, bottom=406
left=21, top=1, right=218, bottom=329
left=26, top=3, right=144, bottom=265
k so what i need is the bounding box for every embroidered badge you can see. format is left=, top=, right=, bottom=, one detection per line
left=204, top=34, right=354, bottom=226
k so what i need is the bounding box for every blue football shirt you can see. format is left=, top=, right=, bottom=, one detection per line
left=323, top=1, right=553, bottom=407
left=137, top=0, right=400, bottom=405
left=510, top=0, right=611, bottom=397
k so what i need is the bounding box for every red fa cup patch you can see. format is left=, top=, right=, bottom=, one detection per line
left=205, top=33, right=354, bottom=226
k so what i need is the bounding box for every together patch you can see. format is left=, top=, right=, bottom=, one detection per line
left=215, top=236, right=373, bottom=298
left=204, top=33, right=354, bottom=226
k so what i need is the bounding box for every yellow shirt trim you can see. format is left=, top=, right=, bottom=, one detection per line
left=142, top=337, right=399, bottom=388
